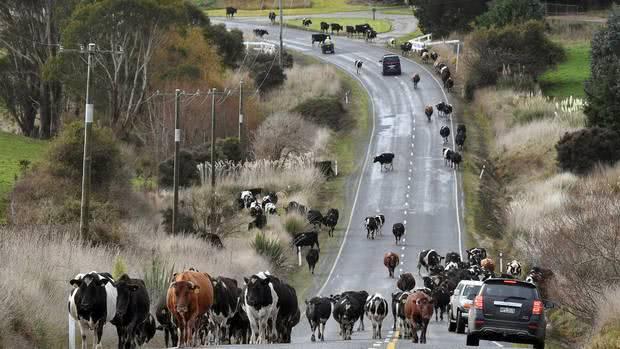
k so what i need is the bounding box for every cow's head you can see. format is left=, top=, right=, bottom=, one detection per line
left=169, top=280, right=199, bottom=314
left=70, top=272, right=111, bottom=314
left=112, top=274, right=144, bottom=325
left=243, top=274, right=271, bottom=306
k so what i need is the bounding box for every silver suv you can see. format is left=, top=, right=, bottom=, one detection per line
left=448, top=280, right=483, bottom=334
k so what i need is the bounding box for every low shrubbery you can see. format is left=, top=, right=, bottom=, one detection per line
left=293, top=96, right=348, bottom=130
left=556, top=127, right=620, bottom=174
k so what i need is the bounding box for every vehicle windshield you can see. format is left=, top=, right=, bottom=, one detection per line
left=463, top=285, right=481, bottom=300
left=483, top=284, right=537, bottom=299
left=383, top=56, right=400, bottom=64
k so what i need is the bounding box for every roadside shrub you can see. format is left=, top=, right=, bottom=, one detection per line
left=190, top=137, right=242, bottom=163
left=556, top=127, right=620, bottom=174
left=252, top=112, right=318, bottom=160
left=283, top=213, right=306, bottom=235
left=158, top=149, right=200, bottom=188
left=293, top=96, right=348, bottom=130
left=476, top=0, right=544, bottom=29
left=250, top=232, right=289, bottom=271
left=161, top=206, right=195, bottom=234
left=46, top=120, right=122, bottom=188
left=250, top=54, right=287, bottom=94
left=112, top=256, right=128, bottom=280
left=187, top=186, right=235, bottom=237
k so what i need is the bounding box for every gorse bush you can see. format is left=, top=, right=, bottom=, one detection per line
left=556, top=127, right=620, bottom=175
left=293, top=96, right=348, bottom=130
left=250, top=232, right=289, bottom=271
left=476, top=0, right=544, bottom=28
left=158, top=149, right=200, bottom=188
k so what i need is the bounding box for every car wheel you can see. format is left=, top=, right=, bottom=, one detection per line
left=466, top=334, right=479, bottom=346
left=448, top=309, right=456, bottom=332
left=533, top=341, right=545, bottom=349
left=456, top=310, right=466, bottom=334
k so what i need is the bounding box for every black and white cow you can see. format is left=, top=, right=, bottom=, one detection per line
left=374, top=152, right=395, bottom=171
left=392, top=291, right=411, bottom=338
left=443, top=147, right=453, bottom=167
left=323, top=208, right=339, bottom=237
left=417, top=249, right=444, bottom=275
left=268, top=11, right=276, bottom=24
left=440, top=125, right=450, bottom=144
left=445, top=251, right=461, bottom=264
left=320, top=21, right=330, bottom=32
left=210, top=276, right=242, bottom=345
left=355, top=59, right=364, bottom=75
left=401, top=42, right=413, bottom=56
left=331, top=291, right=366, bottom=340
left=155, top=296, right=178, bottom=348
left=240, top=190, right=254, bottom=209
left=110, top=274, right=156, bottom=348
left=466, top=248, right=487, bottom=266
left=68, top=272, right=117, bottom=349
left=243, top=272, right=279, bottom=344
left=285, top=201, right=307, bottom=216
left=375, top=214, right=385, bottom=235
left=365, top=294, right=389, bottom=339
left=253, top=29, right=269, bottom=38
left=393, top=223, right=405, bottom=245
left=307, top=209, right=323, bottom=229
left=365, top=216, right=379, bottom=239
left=306, top=248, right=319, bottom=274
left=506, top=260, right=522, bottom=278
left=302, top=18, right=312, bottom=27
left=293, top=231, right=319, bottom=250
left=305, top=296, right=331, bottom=342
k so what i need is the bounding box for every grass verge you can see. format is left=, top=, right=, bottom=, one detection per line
left=0, top=132, right=46, bottom=223
left=540, top=42, right=591, bottom=98
left=286, top=51, right=370, bottom=302
left=205, top=0, right=399, bottom=17
left=285, top=17, right=392, bottom=33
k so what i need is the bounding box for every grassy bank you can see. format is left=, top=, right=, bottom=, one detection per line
left=205, top=0, right=398, bottom=17
left=286, top=52, right=371, bottom=302
left=0, top=132, right=46, bottom=223
left=285, top=17, right=392, bottom=33
left=540, top=42, right=591, bottom=97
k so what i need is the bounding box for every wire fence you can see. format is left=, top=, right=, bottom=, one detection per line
left=543, top=2, right=583, bottom=15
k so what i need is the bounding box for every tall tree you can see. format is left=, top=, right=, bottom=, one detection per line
left=584, top=7, right=620, bottom=134
left=0, top=0, right=75, bottom=138
left=412, top=0, right=489, bottom=37
left=476, top=0, right=545, bottom=28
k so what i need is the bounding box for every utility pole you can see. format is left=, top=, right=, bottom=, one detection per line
left=79, top=43, right=95, bottom=239
left=279, top=0, right=283, bottom=66
left=238, top=79, right=244, bottom=140
left=210, top=88, right=217, bottom=187
left=172, top=89, right=181, bottom=235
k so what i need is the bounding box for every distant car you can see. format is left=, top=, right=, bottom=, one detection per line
left=448, top=280, right=483, bottom=334
left=380, top=54, right=401, bottom=76
left=467, top=278, right=553, bottom=349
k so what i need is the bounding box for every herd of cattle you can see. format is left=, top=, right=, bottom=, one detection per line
left=398, top=43, right=454, bottom=91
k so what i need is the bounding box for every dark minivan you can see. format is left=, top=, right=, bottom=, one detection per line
left=467, top=278, right=553, bottom=349
left=380, top=54, right=401, bottom=75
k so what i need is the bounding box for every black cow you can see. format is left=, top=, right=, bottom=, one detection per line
left=440, top=125, right=450, bottom=144
left=248, top=211, right=267, bottom=230
left=253, top=29, right=269, bottom=38
left=355, top=24, right=371, bottom=36
left=366, top=29, right=377, bottom=41
left=293, top=231, right=319, bottom=250
left=401, top=42, right=413, bottom=56
left=345, top=25, right=355, bottom=37
left=306, top=248, right=319, bottom=274
left=155, top=296, right=178, bottom=348
left=268, top=11, right=276, bottom=24
left=302, top=18, right=312, bottom=27
left=201, top=232, right=224, bottom=250
left=445, top=251, right=461, bottom=264
left=455, top=124, right=466, bottom=150
left=305, top=297, right=331, bottom=342
left=365, top=216, right=379, bottom=239
left=393, top=222, right=405, bottom=245
left=323, top=208, right=339, bottom=237
left=374, top=152, right=395, bottom=171
left=445, top=77, right=454, bottom=92
left=274, top=280, right=300, bottom=343
left=434, top=62, right=446, bottom=74
left=431, top=282, right=451, bottom=322
left=430, top=51, right=439, bottom=61
left=307, top=209, right=323, bottom=229
left=229, top=300, right=250, bottom=344
left=225, top=7, right=237, bottom=18
left=397, top=272, right=416, bottom=292
left=417, top=249, right=444, bottom=275
left=111, top=274, right=155, bottom=348
left=68, top=272, right=117, bottom=349
left=331, top=291, right=367, bottom=340
left=320, top=21, right=330, bottom=33
left=467, top=247, right=487, bottom=266
left=209, top=276, right=241, bottom=345
left=331, top=23, right=343, bottom=34
left=450, top=151, right=462, bottom=169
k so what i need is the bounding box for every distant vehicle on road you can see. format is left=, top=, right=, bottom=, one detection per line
left=380, top=54, right=401, bottom=76
left=448, top=280, right=483, bottom=334
left=466, top=278, right=553, bottom=348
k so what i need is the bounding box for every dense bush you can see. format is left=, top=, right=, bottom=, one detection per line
left=584, top=8, right=620, bottom=134
left=46, top=121, right=122, bottom=188
left=476, top=0, right=544, bottom=28
left=411, top=0, right=488, bottom=37
left=293, top=96, right=348, bottom=130
left=464, top=20, right=564, bottom=99
left=161, top=206, right=195, bottom=234
left=158, top=150, right=200, bottom=188
left=556, top=127, right=620, bottom=174
left=250, top=54, right=287, bottom=93
left=191, top=137, right=242, bottom=163
left=204, top=24, right=245, bottom=68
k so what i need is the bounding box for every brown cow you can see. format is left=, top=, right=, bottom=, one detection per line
left=481, top=258, right=495, bottom=272
left=404, top=291, right=434, bottom=343
left=384, top=252, right=400, bottom=278
left=167, top=270, right=214, bottom=347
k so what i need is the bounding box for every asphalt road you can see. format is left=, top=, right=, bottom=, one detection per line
left=214, top=19, right=514, bottom=349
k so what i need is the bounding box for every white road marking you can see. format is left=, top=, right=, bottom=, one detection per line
left=401, top=246, right=405, bottom=250
left=492, top=341, right=504, bottom=347
left=408, top=177, right=411, bottom=181
left=406, top=194, right=409, bottom=198
left=401, top=254, right=404, bottom=257
left=410, top=152, right=414, bottom=156
left=403, top=220, right=407, bottom=224
left=403, top=238, right=406, bottom=242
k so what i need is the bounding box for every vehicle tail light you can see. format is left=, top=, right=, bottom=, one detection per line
left=503, top=280, right=517, bottom=284
left=474, top=295, right=484, bottom=310
left=463, top=303, right=471, bottom=309
left=532, top=300, right=543, bottom=315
